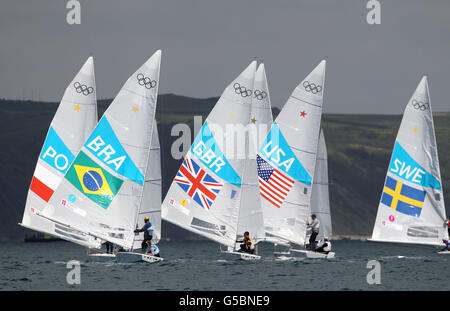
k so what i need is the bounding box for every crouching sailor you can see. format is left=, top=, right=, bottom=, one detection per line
left=146, top=241, right=161, bottom=257
left=316, top=238, right=332, bottom=254
left=134, top=216, right=153, bottom=253
left=441, top=239, right=450, bottom=252
left=236, top=231, right=255, bottom=254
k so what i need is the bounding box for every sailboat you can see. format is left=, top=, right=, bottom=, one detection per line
left=162, top=61, right=268, bottom=260
left=115, top=121, right=163, bottom=263
left=302, top=129, right=335, bottom=258
left=310, top=130, right=332, bottom=240
left=40, top=50, right=163, bottom=262
left=222, top=63, right=274, bottom=260
left=370, top=76, right=448, bottom=251
left=257, top=60, right=332, bottom=258
left=19, top=57, right=101, bottom=249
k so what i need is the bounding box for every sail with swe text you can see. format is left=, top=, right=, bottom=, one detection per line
left=371, top=76, right=448, bottom=246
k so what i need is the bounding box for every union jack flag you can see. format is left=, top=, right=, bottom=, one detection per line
left=174, top=156, right=223, bottom=210
left=257, top=155, right=294, bottom=208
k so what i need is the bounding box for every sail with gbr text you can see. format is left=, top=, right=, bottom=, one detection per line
left=161, top=61, right=257, bottom=248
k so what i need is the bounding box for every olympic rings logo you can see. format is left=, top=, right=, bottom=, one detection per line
left=73, top=82, right=94, bottom=96
left=233, top=83, right=252, bottom=97
left=303, top=81, right=322, bottom=94
left=412, top=99, right=429, bottom=111
left=254, top=89, right=267, bottom=100
left=137, top=73, right=157, bottom=89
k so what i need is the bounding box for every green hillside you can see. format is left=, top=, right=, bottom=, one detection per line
left=0, top=96, right=448, bottom=240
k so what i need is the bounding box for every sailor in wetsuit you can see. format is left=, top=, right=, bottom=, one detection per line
left=441, top=239, right=450, bottom=252
left=134, top=216, right=153, bottom=253
left=306, top=214, right=320, bottom=251
left=316, top=238, right=332, bottom=254
left=145, top=240, right=161, bottom=257
left=236, top=231, right=255, bottom=254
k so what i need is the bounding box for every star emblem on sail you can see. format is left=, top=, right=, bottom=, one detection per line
left=41, top=50, right=162, bottom=250
left=371, top=76, right=448, bottom=245
left=22, top=56, right=99, bottom=248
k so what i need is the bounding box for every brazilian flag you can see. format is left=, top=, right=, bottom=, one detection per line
left=65, top=151, right=123, bottom=209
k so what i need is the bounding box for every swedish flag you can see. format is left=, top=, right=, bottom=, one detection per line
left=381, top=176, right=426, bottom=217
left=65, top=151, right=123, bottom=209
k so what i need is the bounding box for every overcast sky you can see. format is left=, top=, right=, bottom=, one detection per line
left=1, top=0, right=449, bottom=113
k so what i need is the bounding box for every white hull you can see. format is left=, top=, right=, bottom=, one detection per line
left=220, top=250, right=261, bottom=261
left=87, top=253, right=116, bottom=262
left=437, top=250, right=450, bottom=255
left=115, top=252, right=163, bottom=263
left=290, top=249, right=335, bottom=259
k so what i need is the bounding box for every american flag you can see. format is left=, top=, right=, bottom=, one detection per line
left=174, top=156, right=223, bottom=210
left=257, top=155, right=294, bottom=208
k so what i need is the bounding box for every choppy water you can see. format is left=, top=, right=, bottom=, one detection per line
left=0, top=240, right=448, bottom=290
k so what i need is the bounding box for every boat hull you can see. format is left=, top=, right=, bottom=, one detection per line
left=289, top=249, right=335, bottom=259
left=115, top=252, right=163, bottom=263
left=220, top=251, right=261, bottom=261
left=87, top=253, right=116, bottom=262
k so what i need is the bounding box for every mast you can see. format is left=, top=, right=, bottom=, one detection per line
left=235, top=63, right=272, bottom=248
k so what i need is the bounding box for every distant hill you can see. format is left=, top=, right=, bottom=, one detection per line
left=0, top=96, right=448, bottom=241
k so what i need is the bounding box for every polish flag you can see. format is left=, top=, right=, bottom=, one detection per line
left=30, top=163, right=62, bottom=202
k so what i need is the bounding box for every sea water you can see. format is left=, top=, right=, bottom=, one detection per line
left=0, top=240, right=448, bottom=290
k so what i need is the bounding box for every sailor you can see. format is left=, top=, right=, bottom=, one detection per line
left=441, top=239, right=450, bottom=252
left=104, top=241, right=114, bottom=254
left=445, top=219, right=450, bottom=237
left=316, top=238, right=332, bottom=254
left=146, top=241, right=161, bottom=257
left=306, top=214, right=320, bottom=251
left=134, top=216, right=153, bottom=253
left=236, top=231, right=255, bottom=254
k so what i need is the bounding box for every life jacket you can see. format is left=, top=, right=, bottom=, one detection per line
left=323, top=241, right=332, bottom=252
left=151, top=244, right=160, bottom=255
left=444, top=240, right=450, bottom=247
left=144, top=222, right=153, bottom=233
left=246, top=236, right=255, bottom=250
left=310, top=218, right=320, bottom=233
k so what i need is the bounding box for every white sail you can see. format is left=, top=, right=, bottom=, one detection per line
left=310, top=129, right=332, bottom=240
left=371, top=76, right=448, bottom=246
left=42, top=50, right=162, bottom=250
left=235, top=63, right=273, bottom=245
left=161, top=61, right=257, bottom=248
left=20, top=57, right=100, bottom=248
left=257, top=60, right=326, bottom=246
left=133, top=122, right=162, bottom=249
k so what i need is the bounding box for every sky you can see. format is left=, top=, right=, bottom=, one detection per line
left=0, top=0, right=449, bottom=114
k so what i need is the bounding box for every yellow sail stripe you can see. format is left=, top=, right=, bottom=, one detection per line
left=383, top=182, right=424, bottom=210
